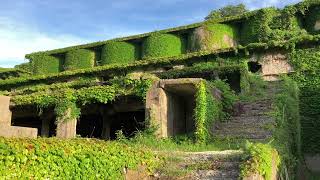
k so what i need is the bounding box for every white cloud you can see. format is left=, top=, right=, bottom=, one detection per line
left=241, top=0, right=302, bottom=10
left=0, top=17, right=90, bottom=68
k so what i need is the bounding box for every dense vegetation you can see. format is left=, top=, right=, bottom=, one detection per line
left=0, top=138, right=160, bottom=179
left=142, top=33, right=185, bottom=59
left=101, top=41, right=139, bottom=65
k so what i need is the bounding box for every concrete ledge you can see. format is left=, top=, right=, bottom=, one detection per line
left=0, top=126, right=37, bottom=138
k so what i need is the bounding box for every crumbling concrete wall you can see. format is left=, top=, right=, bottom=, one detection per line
left=250, top=52, right=294, bottom=81
left=0, top=96, right=37, bottom=138
left=146, top=78, right=201, bottom=138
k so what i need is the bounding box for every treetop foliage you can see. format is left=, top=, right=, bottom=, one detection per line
left=205, top=4, right=248, bottom=20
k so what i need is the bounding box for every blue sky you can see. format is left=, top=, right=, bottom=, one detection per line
left=0, top=0, right=301, bottom=68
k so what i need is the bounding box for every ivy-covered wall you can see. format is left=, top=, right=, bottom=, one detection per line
left=64, top=49, right=95, bottom=71
left=142, top=33, right=185, bottom=59
left=194, top=80, right=222, bottom=142
left=240, top=8, right=278, bottom=45
left=30, top=54, right=62, bottom=75
left=289, top=47, right=320, bottom=154
left=101, top=41, right=139, bottom=65
left=189, top=23, right=239, bottom=52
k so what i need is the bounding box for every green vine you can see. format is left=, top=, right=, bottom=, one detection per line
left=194, top=80, right=222, bottom=143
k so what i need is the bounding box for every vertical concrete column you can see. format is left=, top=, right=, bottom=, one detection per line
left=100, top=109, right=112, bottom=140
left=55, top=108, right=77, bottom=139
left=0, top=96, right=12, bottom=126
left=56, top=119, right=77, bottom=139
left=40, top=115, right=51, bottom=137
left=145, top=85, right=169, bottom=138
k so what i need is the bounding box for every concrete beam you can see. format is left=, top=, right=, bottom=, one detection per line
left=0, top=126, right=37, bottom=138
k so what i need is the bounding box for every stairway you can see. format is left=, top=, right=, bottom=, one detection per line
left=154, top=150, right=243, bottom=180
left=213, top=81, right=280, bottom=141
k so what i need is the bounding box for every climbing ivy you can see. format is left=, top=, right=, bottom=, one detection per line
left=289, top=46, right=320, bottom=154
left=272, top=77, right=301, bottom=178
left=12, top=77, right=154, bottom=123
left=241, top=142, right=280, bottom=180
left=194, top=80, right=222, bottom=143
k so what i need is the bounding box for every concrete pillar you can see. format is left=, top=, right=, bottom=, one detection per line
left=56, top=108, right=77, bottom=138
left=41, top=115, right=51, bottom=137
left=56, top=119, right=77, bottom=139
left=101, top=112, right=111, bottom=140
left=0, top=96, right=12, bottom=126
left=146, top=86, right=168, bottom=138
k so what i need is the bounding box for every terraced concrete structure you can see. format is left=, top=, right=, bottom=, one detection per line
left=0, top=1, right=320, bottom=179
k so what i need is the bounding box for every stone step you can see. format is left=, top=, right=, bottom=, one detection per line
left=215, top=120, right=273, bottom=129
left=230, top=115, right=274, bottom=123
left=185, top=161, right=240, bottom=171
left=213, top=127, right=272, bottom=136
left=155, top=150, right=243, bottom=180
left=179, top=150, right=243, bottom=162
left=241, top=104, right=272, bottom=112
left=214, top=132, right=272, bottom=140
left=188, top=169, right=240, bottom=180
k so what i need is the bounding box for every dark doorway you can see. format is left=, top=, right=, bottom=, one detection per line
left=77, top=114, right=103, bottom=138
left=248, top=61, right=262, bottom=73
left=110, top=110, right=146, bottom=139
left=11, top=106, right=57, bottom=137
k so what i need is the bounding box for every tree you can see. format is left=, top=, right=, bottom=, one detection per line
left=205, top=4, right=248, bottom=20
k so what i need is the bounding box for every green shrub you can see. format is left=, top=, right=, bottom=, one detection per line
left=101, top=41, right=139, bottom=65
left=64, top=49, right=95, bottom=71
left=189, top=23, right=239, bottom=52
left=29, top=54, right=61, bottom=75
left=142, top=33, right=185, bottom=59
left=14, top=62, right=32, bottom=73
left=0, top=138, right=160, bottom=179
left=305, top=6, right=320, bottom=34
left=241, top=142, right=280, bottom=180
left=211, top=79, right=238, bottom=118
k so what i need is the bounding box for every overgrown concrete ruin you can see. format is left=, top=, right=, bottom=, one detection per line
left=1, top=1, right=320, bottom=179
